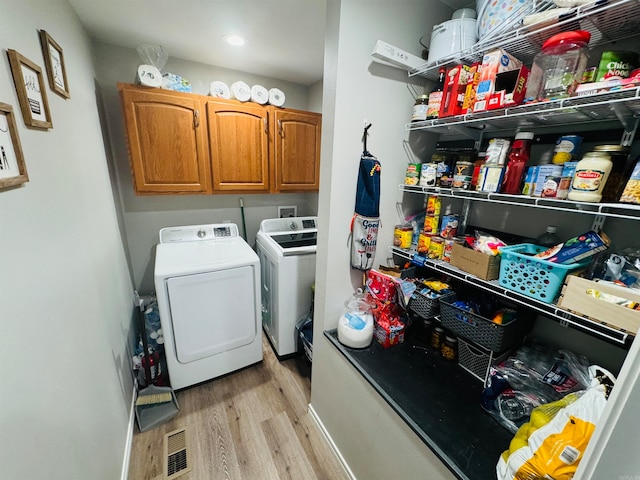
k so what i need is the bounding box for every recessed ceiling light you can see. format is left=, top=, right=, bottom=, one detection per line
left=223, top=35, right=247, bottom=47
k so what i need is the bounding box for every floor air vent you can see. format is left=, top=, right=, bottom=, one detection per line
left=164, top=428, right=191, bottom=479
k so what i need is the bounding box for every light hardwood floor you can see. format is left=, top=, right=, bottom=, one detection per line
left=128, top=334, right=349, bottom=480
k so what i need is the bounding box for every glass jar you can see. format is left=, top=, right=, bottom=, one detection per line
left=440, top=335, right=458, bottom=361
left=430, top=325, right=445, bottom=350
left=411, top=94, right=429, bottom=122
left=567, top=151, right=613, bottom=203
left=593, top=145, right=630, bottom=202
left=525, top=30, right=591, bottom=102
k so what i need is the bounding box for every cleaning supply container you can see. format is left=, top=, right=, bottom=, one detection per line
left=525, top=30, right=591, bottom=102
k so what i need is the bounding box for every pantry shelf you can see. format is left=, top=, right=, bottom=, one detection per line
left=390, top=246, right=632, bottom=347
left=405, top=86, right=640, bottom=137
left=411, top=0, right=640, bottom=80
left=399, top=184, right=640, bottom=221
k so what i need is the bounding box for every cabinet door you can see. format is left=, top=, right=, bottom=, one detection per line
left=119, top=84, right=210, bottom=195
left=271, top=108, right=321, bottom=192
left=205, top=100, right=270, bottom=193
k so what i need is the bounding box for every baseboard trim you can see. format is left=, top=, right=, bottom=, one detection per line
left=308, top=403, right=356, bottom=480
left=121, top=388, right=136, bottom=480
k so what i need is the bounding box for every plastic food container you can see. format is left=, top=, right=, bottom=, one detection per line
left=525, top=30, right=591, bottom=102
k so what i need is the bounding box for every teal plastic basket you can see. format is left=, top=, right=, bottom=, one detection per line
left=498, top=244, right=590, bottom=304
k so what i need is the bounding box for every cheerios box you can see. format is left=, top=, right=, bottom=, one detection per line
left=473, top=49, right=522, bottom=112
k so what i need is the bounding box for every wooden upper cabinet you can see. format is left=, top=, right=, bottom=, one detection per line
left=270, top=108, right=321, bottom=192
left=118, top=83, right=211, bottom=195
left=205, top=99, right=270, bottom=193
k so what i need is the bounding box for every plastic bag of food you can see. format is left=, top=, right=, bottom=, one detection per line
left=481, top=344, right=591, bottom=433
left=497, top=366, right=615, bottom=480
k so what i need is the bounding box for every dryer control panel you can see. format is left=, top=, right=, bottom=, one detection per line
left=159, top=223, right=239, bottom=243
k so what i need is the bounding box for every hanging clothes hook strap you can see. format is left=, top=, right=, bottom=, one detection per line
left=362, top=122, right=372, bottom=156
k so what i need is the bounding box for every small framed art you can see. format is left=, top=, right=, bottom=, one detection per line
left=0, top=103, right=29, bottom=189
left=7, top=49, right=53, bottom=129
left=39, top=30, right=70, bottom=99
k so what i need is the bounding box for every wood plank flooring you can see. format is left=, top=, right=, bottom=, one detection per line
left=128, top=334, right=348, bottom=480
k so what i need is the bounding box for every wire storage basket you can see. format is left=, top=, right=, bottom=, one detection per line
left=498, top=244, right=590, bottom=304
left=409, top=289, right=455, bottom=319
left=439, top=294, right=533, bottom=352
left=457, top=338, right=512, bottom=383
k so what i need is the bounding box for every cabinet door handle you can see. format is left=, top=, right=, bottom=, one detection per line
left=278, top=119, right=284, bottom=137
left=264, top=117, right=269, bottom=134
left=194, top=109, right=200, bottom=128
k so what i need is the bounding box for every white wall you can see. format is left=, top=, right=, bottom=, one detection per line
left=92, top=42, right=321, bottom=293
left=311, top=1, right=454, bottom=478
left=0, top=1, right=134, bottom=479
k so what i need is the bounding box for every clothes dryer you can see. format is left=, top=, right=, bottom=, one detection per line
left=154, top=223, right=262, bottom=390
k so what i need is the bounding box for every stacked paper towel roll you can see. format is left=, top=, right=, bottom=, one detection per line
left=250, top=85, right=269, bottom=104
left=209, top=81, right=231, bottom=99
left=136, top=65, right=162, bottom=88
left=268, top=88, right=285, bottom=107
left=230, top=81, right=251, bottom=102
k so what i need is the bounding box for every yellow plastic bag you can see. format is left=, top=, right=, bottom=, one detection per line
left=497, top=366, right=615, bottom=480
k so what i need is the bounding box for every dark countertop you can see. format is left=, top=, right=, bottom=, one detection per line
left=325, top=328, right=512, bottom=480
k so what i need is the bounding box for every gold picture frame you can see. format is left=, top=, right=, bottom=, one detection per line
left=7, top=49, right=53, bottom=129
left=0, top=103, right=29, bottom=189
left=39, top=30, right=70, bottom=99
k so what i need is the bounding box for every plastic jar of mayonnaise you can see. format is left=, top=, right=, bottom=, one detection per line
left=567, top=151, right=613, bottom=203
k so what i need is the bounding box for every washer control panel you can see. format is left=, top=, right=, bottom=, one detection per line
left=159, top=223, right=239, bottom=243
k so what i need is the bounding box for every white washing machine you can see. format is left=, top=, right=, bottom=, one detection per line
left=256, top=217, right=317, bottom=357
left=154, top=223, right=262, bottom=390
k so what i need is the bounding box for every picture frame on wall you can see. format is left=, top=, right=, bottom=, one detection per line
left=0, top=103, right=29, bottom=189
left=39, top=30, right=70, bottom=99
left=7, top=49, right=53, bottom=129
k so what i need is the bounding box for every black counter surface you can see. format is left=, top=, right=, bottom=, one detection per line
left=325, top=328, right=512, bottom=480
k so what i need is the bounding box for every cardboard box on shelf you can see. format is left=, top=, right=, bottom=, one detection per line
left=449, top=243, right=501, bottom=280
left=439, top=64, right=473, bottom=118
left=474, top=49, right=523, bottom=112
left=558, top=276, right=640, bottom=334
left=462, top=62, right=481, bottom=114
left=486, top=65, right=530, bottom=110
left=373, top=317, right=405, bottom=348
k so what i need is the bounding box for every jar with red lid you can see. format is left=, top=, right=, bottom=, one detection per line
left=525, top=30, right=591, bottom=102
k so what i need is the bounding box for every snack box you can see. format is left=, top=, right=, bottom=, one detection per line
left=462, top=63, right=481, bottom=114
left=449, top=243, right=501, bottom=280
left=486, top=65, right=529, bottom=110
left=558, top=276, right=640, bottom=334
left=439, top=64, right=473, bottom=118
left=534, top=230, right=610, bottom=264
left=474, top=49, right=523, bottom=112
left=373, top=317, right=405, bottom=348
left=575, top=74, right=640, bottom=96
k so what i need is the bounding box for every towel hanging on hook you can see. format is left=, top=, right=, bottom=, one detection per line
left=350, top=122, right=381, bottom=271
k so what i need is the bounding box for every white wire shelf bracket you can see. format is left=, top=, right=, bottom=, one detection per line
left=390, top=246, right=631, bottom=346
left=400, top=184, right=640, bottom=221
left=410, top=0, right=640, bottom=80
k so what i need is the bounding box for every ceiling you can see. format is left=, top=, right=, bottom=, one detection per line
left=67, top=0, right=327, bottom=86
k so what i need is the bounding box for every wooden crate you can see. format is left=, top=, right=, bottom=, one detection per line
left=557, top=276, right=640, bottom=335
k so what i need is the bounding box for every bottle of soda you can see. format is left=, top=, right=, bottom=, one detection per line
left=426, top=67, right=446, bottom=119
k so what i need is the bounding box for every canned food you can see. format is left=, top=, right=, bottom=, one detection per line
left=405, top=163, right=421, bottom=185
left=427, top=236, right=444, bottom=259
left=423, top=215, right=440, bottom=235
left=418, top=233, right=432, bottom=254
left=394, top=225, right=413, bottom=249
left=426, top=195, right=441, bottom=216
left=440, top=335, right=458, bottom=361
left=452, top=161, right=473, bottom=189
left=594, top=145, right=630, bottom=202
left=552, top=135, right=582, bottom=165
left=419, top=162, right=438, bottom=187
left=440, top=214, right=459, bottom=239
left=442, top=239, right=455, bottom=263
left=430, top=325, right=445, bottom=350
